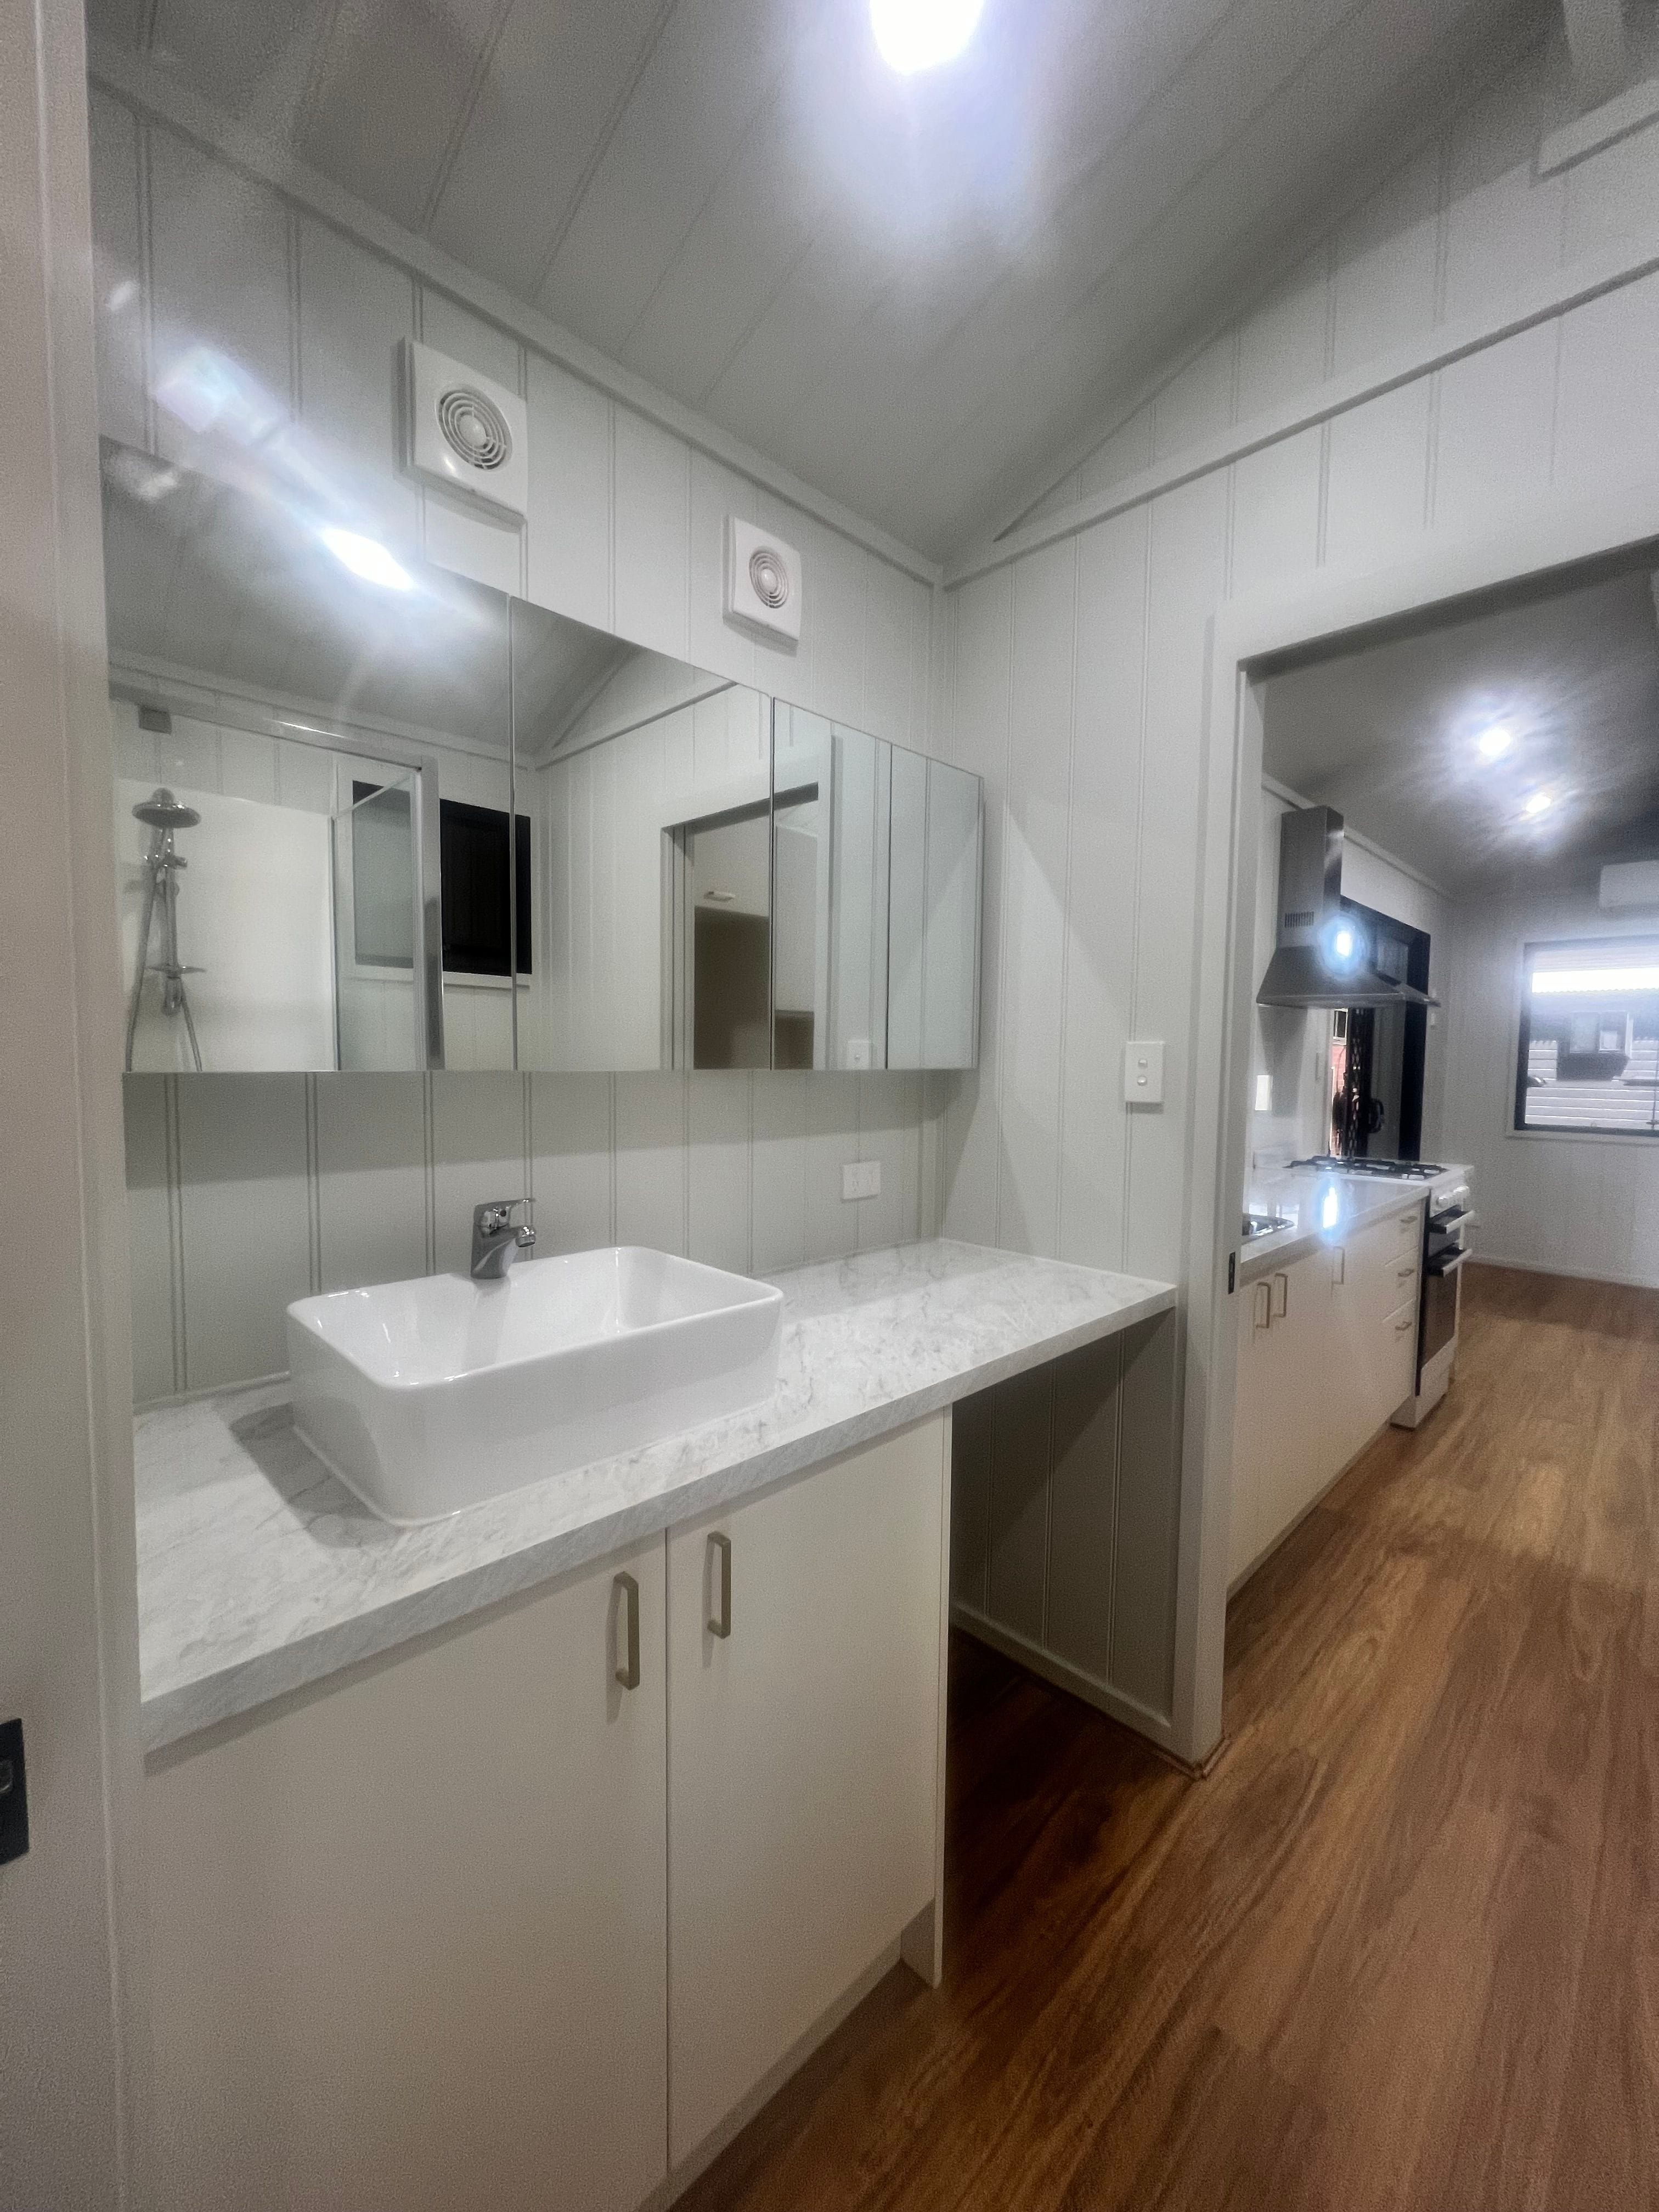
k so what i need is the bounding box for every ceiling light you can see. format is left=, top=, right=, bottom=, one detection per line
left=870, top=0, right=985, bottom=74
left=1521, top=790, right=1553, bottom=819
left=1476, top=721, right=1514, bottom=760
left=321, top=528, right=413, bottom=592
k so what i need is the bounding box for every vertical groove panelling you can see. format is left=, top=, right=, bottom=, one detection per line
left=940, top=569, right=1013, bottom=1249
left=176, top=1076, right=312, bottom=1392
left=934, top=36, right=1659, bottom=1736
left=1057, top=507, right=1149, bottom=1272
left=997, top=539, right=1075, bottom=1259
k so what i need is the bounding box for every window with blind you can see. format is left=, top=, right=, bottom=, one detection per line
left=1514, top=939, right=1659, bottom=1134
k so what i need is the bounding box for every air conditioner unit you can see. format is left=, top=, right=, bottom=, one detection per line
left=404, top=339, right=528, bottom=520
left=1601, top=860, right=1659, bottom=909
left=725, top=517, right=802, bottom=644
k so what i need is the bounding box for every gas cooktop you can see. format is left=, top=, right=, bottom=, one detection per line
left=1288, top=1156, right=1446, bottom=1180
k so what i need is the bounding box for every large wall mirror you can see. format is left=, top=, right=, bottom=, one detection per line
left=101, top=438, right=980, bottom=1075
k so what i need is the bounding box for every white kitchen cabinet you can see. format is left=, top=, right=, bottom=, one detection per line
left=1254, top=1247, right=1336, bottom=1550
left=666, top=1415, right=948, bottom=2170
left=145, top=1537, right=670, bottom=2212
left=1230, top=1200, right=1425, bottom=1590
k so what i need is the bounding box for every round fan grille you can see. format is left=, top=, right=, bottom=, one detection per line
left=748, top=545, right=791, bottom=610
left=437, top=385, right=512, bottom=472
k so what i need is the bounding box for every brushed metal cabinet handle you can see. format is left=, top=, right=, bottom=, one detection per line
left=613, top=1572, right=640, bottom=1690
left=1272, top=1270, right=1289, bottom=1321
left=707, top=1531, right=732, bottom=1639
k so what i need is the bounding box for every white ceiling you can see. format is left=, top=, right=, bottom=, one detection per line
left=89, top=0, right=1542, bottom=558
left=1261, top=561, right=1659, bottom=895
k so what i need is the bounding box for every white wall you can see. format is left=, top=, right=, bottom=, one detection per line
left=1443, top=876, right=1659, bottom=1286
left=1247, top=789, right=1455, bottom=1167
left=937, top=30, right=1659, bottom=1736
left=940, top=30, right=1659, bottom=1285
left=88, top=83, right=947, bottom=1400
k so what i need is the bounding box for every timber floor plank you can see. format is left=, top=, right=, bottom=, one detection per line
left=678, top=1263, right=1659, bottom=2212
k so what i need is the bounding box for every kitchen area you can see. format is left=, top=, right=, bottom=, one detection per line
left=1227, top=544, right=1659, bottom=1600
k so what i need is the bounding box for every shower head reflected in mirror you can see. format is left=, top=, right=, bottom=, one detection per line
left=132, top=787, right=200, bottom=831
left=125, top=787, right=205, bottom=1071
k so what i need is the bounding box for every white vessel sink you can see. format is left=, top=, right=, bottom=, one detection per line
left=287, top=1247, right=784, bottom=1525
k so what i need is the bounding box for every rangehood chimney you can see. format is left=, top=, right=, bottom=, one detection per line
left=1256, top=805, right=1436, bottom=1011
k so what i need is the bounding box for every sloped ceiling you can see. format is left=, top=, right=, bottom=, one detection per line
left=1261, top=562, right=1659, bottom=895
left=90, top=0, right=1541, bottom=558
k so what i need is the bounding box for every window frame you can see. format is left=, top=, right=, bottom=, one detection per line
left=1513, top=933, right=1659, bottom=1139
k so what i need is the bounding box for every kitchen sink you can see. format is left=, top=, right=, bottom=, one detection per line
left=287, top=1246, right=785, bottom=1524
left=1242, top=1210, right=1294, bottom=1241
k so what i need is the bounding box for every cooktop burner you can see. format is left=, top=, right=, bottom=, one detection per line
left=1289, top=1155, right=1446, bottom=1180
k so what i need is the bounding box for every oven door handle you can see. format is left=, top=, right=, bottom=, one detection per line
left=1427, top=1248, right=1470, bottom=1278
left=1430, top=1204, right=1473, bottom=1232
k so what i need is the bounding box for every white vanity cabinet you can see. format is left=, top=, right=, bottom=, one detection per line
left=666, top=1415, right=948, bottom=2169
left=1229, top=1199, right=1423, bottom=1590
left=145, top=1534, right=671, bottom=2212
left=143, top=1416, right=950, bottom=2212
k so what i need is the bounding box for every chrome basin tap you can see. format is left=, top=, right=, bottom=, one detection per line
left=471, top=1198, right=537, bottom=1281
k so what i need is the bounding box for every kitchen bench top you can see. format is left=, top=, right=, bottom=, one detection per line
left=1238, top=1162, right=1471, bottom=1284
left=136, top=1238, right=1176, bottom=1753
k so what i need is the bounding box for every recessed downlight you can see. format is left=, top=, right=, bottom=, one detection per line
left=1521, top=790, right=1553, bottom=819
left=1476, top=721, right=1514, bottom=760
left=870, top=0, right=985, bottom=74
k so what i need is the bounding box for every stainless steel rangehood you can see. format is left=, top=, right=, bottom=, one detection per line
left=1256, top=806, right=1436, bottom=1010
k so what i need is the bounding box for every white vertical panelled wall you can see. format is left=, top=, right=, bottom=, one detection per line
left=1444, top=881, right=1659, bottom=1288
left=939, top=30, right=1659, bottom=1749
left=87, top=88, right=946, bottom=1404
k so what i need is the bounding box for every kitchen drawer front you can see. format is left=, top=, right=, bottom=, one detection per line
left=1343, top=1211, right=1421, bottom=1319
left=1380, top=1302, right=1419, bottom=1411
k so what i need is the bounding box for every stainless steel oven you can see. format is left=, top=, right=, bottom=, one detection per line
left=1396, top=1176, right=1472, bottom=1427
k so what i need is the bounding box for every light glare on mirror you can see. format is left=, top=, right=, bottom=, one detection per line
left=321, top=527, right=414, bottom=592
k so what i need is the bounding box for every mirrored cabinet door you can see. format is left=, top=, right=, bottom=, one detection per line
left=770, top=707, right=981, bottom=1074
left=512, top=605, right=774, bottom=1073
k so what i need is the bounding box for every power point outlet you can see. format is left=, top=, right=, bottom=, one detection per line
left=842, top=1159, right=881, bottom=1202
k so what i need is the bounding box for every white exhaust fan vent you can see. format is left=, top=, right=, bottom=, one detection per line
left=405, top=340, right=528, bottom=520
left=725, top=517, right=802, bottom=643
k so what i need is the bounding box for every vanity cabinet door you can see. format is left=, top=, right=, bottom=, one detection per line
left=145, top=1538, right=668, bottom=2212
left=665, top=1417, right=947, bottom=2170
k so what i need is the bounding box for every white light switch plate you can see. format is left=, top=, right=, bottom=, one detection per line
left=1124, top=1039, right=1165, bottom=1105
left=842, top=1159, right=881, bottom=1202
left=845, top=1037, right=871, bottom=1070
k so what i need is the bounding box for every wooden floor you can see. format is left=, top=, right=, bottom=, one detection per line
left=682, top=1263, right=1659, bottom=2211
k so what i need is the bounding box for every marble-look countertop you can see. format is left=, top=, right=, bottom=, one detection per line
left=137, top=1239, right=1176, bottom=1754
left=1237, top=1161, right=1471, bottom=1283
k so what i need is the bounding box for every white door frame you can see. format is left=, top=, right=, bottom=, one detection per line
left=2, top=0, right=149, bottom=2202
left=1172, top=470, right=1659, bottom=1763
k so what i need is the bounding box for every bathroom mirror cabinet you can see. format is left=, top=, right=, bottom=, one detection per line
left=102, top=439, right=980, bottom=1076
